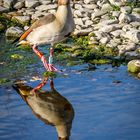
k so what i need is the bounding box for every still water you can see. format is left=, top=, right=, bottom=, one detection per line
left=0, top=64, right=140, bottom=140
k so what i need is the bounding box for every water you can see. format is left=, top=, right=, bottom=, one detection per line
left=0, top=64, right=140, bottom=140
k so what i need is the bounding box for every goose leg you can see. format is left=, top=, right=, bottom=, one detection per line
left=32, top=44, right=49, bottom=71
left=48, top=47, right=58, bottom=72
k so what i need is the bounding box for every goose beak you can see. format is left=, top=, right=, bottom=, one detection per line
left=15, top=40, right=30, bottom=47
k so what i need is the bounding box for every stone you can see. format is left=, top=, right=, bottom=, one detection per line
left=138, top=72, right=140, bottom=78
left=74, top=10, right=84, bottom=18
left=73, top=28, right=93, bottom=36
left=119, top=13, right=132, bottom=23
left=101, top=3, right=113, bottom=12
left=39, top=0, right=51, bottom=5
left=14, top=1, right=25, bottom=9
left=74, top=18, right=84, bottom=26
left=130, top=22, right=140, bottom=28
left=35, top=4, right=57, bottom=11
left=111, top=30, right=124, bottom=37
left=133, top=8, right=140, bottom=13
left=83, top=4, right=97, bottom=10
left=74, top=4, right=83, bottom=10
left=122, top=24, right=133, bottom=32
left=123, top=30, right=140, bottom=43
left=117, top=43, right=137, bottom=55
left=85, top=20, right=93, bottom=27
left=12, top=16, right=30, bottom=26
left=84, top=0, right=96, bottom=4
left=121, top=6, right=132, bottom=14
left=112, top=11, right=120, bottom=18
left=3, top=0, right=15, bottom=9
left=108, top=0, right=123, bottom=6
left=0, top=6, right=9, bottom=13
left=5, top=26, right=23, bottom=38
left=91, top=10, right=107, bottom=19
left=131, top=13, right=140, bottom=22
left=99, top=24, right=122, bottom=33
left=125, top=51, right=140, bottom=60
left=0, top=22, right=5, bottom=32
left=25, top=0, right=40, bottom=8
left=127, top=60, right=140, bottom=73
left=100, top=37, right=110, bottom=44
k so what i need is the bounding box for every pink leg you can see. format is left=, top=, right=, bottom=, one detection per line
left=32, top=44, right=49, bottom=71
left=31, top=77, right=49, bottom=93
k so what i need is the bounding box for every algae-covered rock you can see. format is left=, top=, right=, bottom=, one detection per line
left=12, top=15, right=30, bottom=26
left=127, top=59, right=140, bottom=73
left=5, top=26, right=23, bottom=38
left=0, top=22, right=5, bottom=31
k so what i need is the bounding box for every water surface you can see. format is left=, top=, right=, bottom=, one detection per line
left=0, top=64, right=140, bottom=140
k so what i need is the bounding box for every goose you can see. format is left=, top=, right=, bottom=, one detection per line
left=13, top=79, right=74, bottom=140
left=16, top=0, right=75, bottom=72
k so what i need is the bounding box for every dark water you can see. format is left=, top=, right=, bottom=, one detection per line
left=0, top=64, right=140, bottom=140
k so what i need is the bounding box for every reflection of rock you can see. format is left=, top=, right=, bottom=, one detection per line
left=13, top=81, right=74, bottom=140
left=127, top=59, right=140, bottom=73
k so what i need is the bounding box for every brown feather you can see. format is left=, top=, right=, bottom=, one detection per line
left=19, top=14, right=56, bottom=41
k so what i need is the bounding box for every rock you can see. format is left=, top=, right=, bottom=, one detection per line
left=133, top=8, right=140, bottom=13
left=85, top=20, right=93, bottom=27
left=74, top=10, right=84, bottom=18
left=119, top=13, right=132, bottom=23
left=0, top=22, right=5, bottom=32
left=83, top=4, right=97, bottom=10
left=117, top=43, right=137, bottom=55
left=25, top=0, right=40, bottom=8
left=112, top=11, right=120, bottom=18
left=130, top=13, right=140, bottom=22
left=100, top=37, right=110, bottom=44
left=125, top=51, right=140, bottom=60
left=88, top=37, right=98, bottom=45
left=39, top=0, right=51, bottom=5
left=14, top=1, right=25, bottom=9
left=130, top=22, right=140, bottom=28
left=73, top=28, right=93, bottom=36
left=74, top=18, right=84, bottom=26
left=99, top=24, right=122, bottom=33
left=121, top=6, right=132, bottom=14
left=111, top=30, right=124, bottom=37
left=127, top=60, right=140, bottom=73
left=122, top=24, right=133, bottom=32
left=74, top=4, right=83, bottom=10
left=108, top=0, right=123, bottom=6
left=3, top=0, right=15, bottom=9
left=84, top=0, right=96, bottom=4
left=12, top=16, right=30, bottom=26
left=35, top=4, right=57, bottom=11
left=91, top=9, right=107, bottom=19
left=5, top=26, right=23, bottom=38
left=123, top=30, right=140, bottom=43
left=138, top=72, right=140, bottom=78
left=0, top=6, right=9, bottom=13
left=101, top=3, right=113, bottom=12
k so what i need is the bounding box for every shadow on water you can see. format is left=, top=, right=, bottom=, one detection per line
left=12, top=77, right=74, bottom=140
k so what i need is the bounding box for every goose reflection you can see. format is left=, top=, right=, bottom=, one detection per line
left=13, top=78, right=74, bottom=140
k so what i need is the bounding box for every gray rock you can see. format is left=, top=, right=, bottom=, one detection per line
left=25, top=0, right=40, bottom=8
left=123, top=30, right=140, bottom=43
left=84, top=0, right=96, bottom=4
left=3, top=0, right=15, bottom=9
left=107, top=39, right=119, bottom=48
left=85, top=20, right=93, bottom=27
left=119, top=13, right=132, bottom=23
left=130, top=13, right=140, bottom=22
left=74, top=18, right=84, bottom=26
left=5, top=26, right=23, bottom=38
left=91, top=9, right=107, bottom=19
left=130, top=22, right=140, bottom=28
left=133, top=8, right=140, bottom=13
left=14, top=1, right=25, bottom=9
left=121, top=6, right=132, bottom=14
left=108, top=0, right=123, bottom=6
left=111, top=30, right=124, bottom=37
left=74, top=10, right=84, bottom=18
left=100, top=37, right=110, bottom=44
left=12, top=16, right=30, bottom=26
left=35, top=4, right=57, bottom=11
left=122, top=24, right=133, bottom=32
left=73, top=28, right=93, bottom=36
left=127, top=59, right=140, bottom=73
left=39, top=0, right=51, bottom=5
left=117, top=43, right=137, bottom=55
left=112, top=11, right=120, bottom=18
left=101, top=3, right=113, bottom=12
left=83, top=4, right=97, bottom=10
left=74, top=4, right=83, bottom=10
left=0, top=6, right=9, bottom=13
left=125, top=51, right=140, bottom=60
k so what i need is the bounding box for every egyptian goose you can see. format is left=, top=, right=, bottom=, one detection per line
left=17, top=0, right=75, bottom=72
left=13, top=79, right=74, bottom=140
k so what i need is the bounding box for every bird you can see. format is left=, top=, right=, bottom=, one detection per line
left=16, top=0, right=75, bottom=72
left=13, top=79, right=74, bottom=140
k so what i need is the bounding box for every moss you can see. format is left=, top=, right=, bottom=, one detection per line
left=111, top=5, right=120, bottom=11
left=11, top=54, right=24, bottom=60
left=43, top=71, right=57, bottom=78
left=89, top=59, right=111, bottom=64
left=125, top=1, right=140, bottom=8
left=0, top=78, right=11, bottom=84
